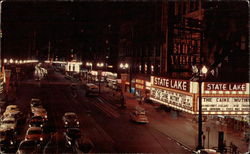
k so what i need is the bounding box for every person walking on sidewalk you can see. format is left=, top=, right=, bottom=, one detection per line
left=120, top=92, right=126, bottom=108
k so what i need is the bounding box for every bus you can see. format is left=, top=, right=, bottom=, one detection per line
left=85, top=83, right=99, bottom=96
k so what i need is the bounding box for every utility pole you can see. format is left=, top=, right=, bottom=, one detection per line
left=48, top=41, right=51, bottom=61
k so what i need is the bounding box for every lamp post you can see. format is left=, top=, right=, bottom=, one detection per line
left=97, top=62, right=104, bottom=94
left=86, top=62, right=93, bottom=83
left=119, top=62, right=130, bottom=93
left=193, top=65, right=208, bottom=150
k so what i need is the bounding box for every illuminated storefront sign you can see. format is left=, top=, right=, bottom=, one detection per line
left=204, top=82, right=246, bottom=91
left=150, top=87, right=193, bottom=113
left=152, top=76, right=189, bottom=92
left=135, top=79, right=145, bottom=90
left=201, top=96, right=250, bottom=113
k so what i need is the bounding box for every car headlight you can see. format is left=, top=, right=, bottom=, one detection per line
left=40, top=124, right=43, bottom=127
left=77, top=121, right=79, bottom=125
left=40, top=137, right=43, bottom=141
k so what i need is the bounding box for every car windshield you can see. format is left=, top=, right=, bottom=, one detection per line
left=66, top=114, right=77, bottom=119
left=19, top=141, right=37, bottom=149
left=32, top=116, right=43, bottom=121
left=28, top=130, right=42, bottom=135
left=3, top=120, right=15, bottom=124
left=33, top=103, right=42, bottom=107
left=67, top=129, right=81, bottom=137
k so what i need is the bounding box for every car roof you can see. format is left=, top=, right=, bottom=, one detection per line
left=65, top=112, right=77, bottom=116
left=31, top=98, right=41, bottom=102
left=27, top=127, right=42, bottom=131
left=6, top=105, right=18, bottom=108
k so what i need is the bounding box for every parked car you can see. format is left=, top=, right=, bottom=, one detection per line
left=16, top=140, right=40, bottom=154
left=30, top=99, right=43, bottom=114
left=130, top=106, right=149, bottom=124
left=2, top=110, right=25, bottom=125
left=29, top=116, right=45, bottom=128
left=62, top=112, right=80, bottom=128
left=25, top=127, right=44, bottom=142
left=0, top=117, right=17, bottom=131
left=30, top=98, right=42, bottom=108
left=5, top=105, right=19, bottom=112
left=33, top=108, right=48, bottom=121
left=0, top=129, right=17, bottom=152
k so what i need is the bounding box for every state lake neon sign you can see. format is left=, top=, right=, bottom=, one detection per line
left=152, top=76, right=190, bottom=92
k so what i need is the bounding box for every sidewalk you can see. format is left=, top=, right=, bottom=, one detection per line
left=100, top=85, right=249, bottom=153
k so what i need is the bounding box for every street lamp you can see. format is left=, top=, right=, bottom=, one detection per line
left=3, top=59, right=7, bottom=64
left=86, top=62, right=93, bottom=83
left=9, top=59, right=13, bottom=64
left=119, top=62, right=132, bottom=93
left=97, top=62, right=104, bottom=94
left=193, top=65, right=208, bottom=150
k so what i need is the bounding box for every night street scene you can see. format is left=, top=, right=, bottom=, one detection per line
left=0, top=0, right=249, bottom=154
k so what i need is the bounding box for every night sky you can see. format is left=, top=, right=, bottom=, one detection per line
left=2, top=1, right=152, bottom=60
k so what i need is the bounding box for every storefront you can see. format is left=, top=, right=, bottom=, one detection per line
left=65, top=61, right=82, bottom=73
left=106, top=72, right=118, bottom=90
left=135, top=78, right=145, bottom=97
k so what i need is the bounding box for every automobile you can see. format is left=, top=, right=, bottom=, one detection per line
left=0, top=117, right=17, bottom=131
left=0, top=129, right=17, bottom=152
left=29, top=116, right=45, bottom=128
left=5, top=105, right=19, bottom=112
left=85, top=83, right=99, bottom=96
left=16, top=140, right=40, bottom=154
left=30, top=99, right=43, bottom=114
left=130, top=106, right=149, bottom=124
left=25, top=127, right=44, bottom=142
left=192, top=149, right=220, bottom=154
left=2, top=110, right=25, bottom=125
left=33, top=108, right=48, bottom=121
left=30, top=99, right=42, bottom=108
left=64, top=128, right=81, bottom=147
left=62, top=112, right=80, bottom=128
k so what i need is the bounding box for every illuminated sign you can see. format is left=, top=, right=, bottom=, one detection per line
left=201, top=97, right=250, bottom=113
left=152, top=76, right=190, bottom=92
left=204, top=82, right=246, bottom=91
left=135, top=79, right=145, bottom=90
left=150, top=87, right=193, bottom=111
left=136, top=79, right=144, bottom=85
left=136, top=84, right=144, bottom=90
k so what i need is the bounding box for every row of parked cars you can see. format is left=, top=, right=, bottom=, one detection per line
left=0, top=104, right=25, bottom=152
left=17, top=98, right=49, bottom=154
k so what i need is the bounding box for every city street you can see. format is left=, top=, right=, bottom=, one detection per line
left=8, top=69, right=190, bottom=153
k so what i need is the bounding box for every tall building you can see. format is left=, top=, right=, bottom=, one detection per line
left=118, top=0, right=248, bottom=82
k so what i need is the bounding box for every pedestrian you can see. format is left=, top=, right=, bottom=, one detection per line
left=120, top=93, right=125, bottom=108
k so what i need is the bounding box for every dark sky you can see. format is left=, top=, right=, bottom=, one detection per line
left=2, top=1, right=152, bottom=60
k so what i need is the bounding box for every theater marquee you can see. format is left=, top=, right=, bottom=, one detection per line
left=150, top=76, right=194, bottom=113
left=150, top=76, right=249, bottom=115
